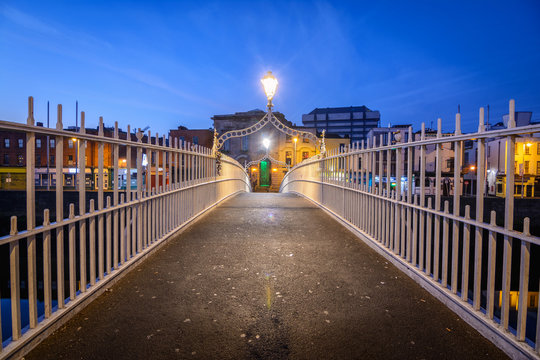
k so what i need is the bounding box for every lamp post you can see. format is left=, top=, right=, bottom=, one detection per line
left=261, top=71, right=278, bottom=111
left=293, top=137, right=298, bottom=166
left=469, top=165, right=476, bottom=196
left=72, top=137, right=78, bottom=187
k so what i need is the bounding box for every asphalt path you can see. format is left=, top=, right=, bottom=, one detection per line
left=26, top=192, right=508, bottom=359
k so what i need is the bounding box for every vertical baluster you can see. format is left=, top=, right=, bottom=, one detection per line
left=113, top=122, right=119, bottom=269
left=501, top=99, right=516, bottom=330
left=43, top=209, right=52, bottom=318
left=412, top=195, right=418, bottom=265
left=426, top=197, right=433, bottom=275
left=89, top=200, right=96, bottom=285
left=474, top=107, right=486, bottom=310
left=419, top=123, right=426, bottom=270
left=68, top=204, right=76, bottom=300
left=55, top=104, right=65, bottom=308
left=98, top=118, right=105, bottom=280
left=433, top=118, right=443, bottom=282
left=26, top=97, right=38, bottom=328
left=517, top=218, right=530, bottom=340
left=395, top=134, right=402, bottom=255
left=126, top=126, right=132, bottom=258
left=451, top=113, right=462, bottom=294
left=461, top=205, right=471, bottom=301
left=137, top=129, right=143, bottom=252
left=386, top=134, right=392, bottom=248
left=106, top=196, right=112, bottom=272
left=486, top=211, right=497, bottom=319
left=10, top=216, right=21, bottom=340
left=442, top=201, right=450, bottom=288
left=407, top=127, right=413, bottom=261
left=120, top=194, right=125, bottom=265
left=78, top=112, right=87, bottom=292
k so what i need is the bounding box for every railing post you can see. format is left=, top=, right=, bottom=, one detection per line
left=433, top=118, right=442, bottom=282
left=473, top=107, right=485, bottom=310
left=26, top=96, right=38, bottom=328
left=137, top=129, right=143, bottom=252
left=68, top=204, right=76, bottom=300
left=517, top=218, right=530, bottom=340
left=419, top=123, right=426, bottom=270
left=501, top=99, right=516, bottom=330
left=407, top=127, right=413, bottom=262
left=98, top=118, right=105, bottom=280
left=78, top=112, right=87, bottom=292
left=113, top=122, right=119, bottom=269
left=55, top=104, right=65, bottom=309
left=43, top=209, right=52, bottom=318
left=452, top=113, right=462, bottom=294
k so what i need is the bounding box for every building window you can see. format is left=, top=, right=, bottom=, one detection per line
left=36, top=139, right=41, bottom=148
left=537, top=161, right=540, bottom=175
left=18, top=139, right=23, bottom=148
left=285, top=151, right=292, bottom=165
left=50, top=139, right=55, bottom=148
left=68, top=139, right=74, bottom=148
left=241, top=136, right=248, bottom=151
left=515, top=161, right=518, bottom=173
left=286, top=135, right=292, bottom=143
left=223, top=139, right=230, bottom=152
left=524, top=161, right=529, bottom=174
left=302, top=151, right=309, bottom=160
left=537, top=143, right=540, bottom=155
left=447, top=158, right=454, bottom=172
left=487, top=145, right=491, bottom=157
left=303, top=137, right=309, bottom=143
left=525, top=145, right=531, bottom=155
left=68, top=155, right=73, bottom=162
left=3, top=154, right=9, bottom=164
left=36, top=154, right=41, bottom=164
left=179, top=136, right=185, bottom=144
left=17, top=154, right=24, bottom=166
left=193, top=136, right=199, bottom=145
left=50, top=155, right=55, bottom=164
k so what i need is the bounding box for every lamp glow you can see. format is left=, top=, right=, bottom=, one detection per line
left=470, top=165, right=475, bottom=171
left=293, top=137, right=298, bottom=143
left=263, top=138, right=270, bottom=149
left=261, top=71, right=278, bottom=102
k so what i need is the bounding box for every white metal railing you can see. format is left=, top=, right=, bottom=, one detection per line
left=281, top=100, right=540, bottom=359
left=0, top=97, right=250, bottom=358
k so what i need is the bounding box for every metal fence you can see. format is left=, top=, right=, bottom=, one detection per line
left=281, top=100, right=540, bottom=359
left=0, top=97, right=250, bottom=358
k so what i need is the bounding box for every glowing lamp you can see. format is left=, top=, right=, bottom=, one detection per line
left=293, top=137, right=298, bottom=143
left=470, top=166, right=475, bottom=171
left=263, top=138, right=270, bottom=149
left=261, top=71, right=278, bottom=103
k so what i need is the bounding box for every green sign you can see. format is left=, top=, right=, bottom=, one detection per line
left=260, top=160, right=270, bottom=186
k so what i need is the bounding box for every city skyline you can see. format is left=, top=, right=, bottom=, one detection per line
left=1, top=1, right=539, bottom=136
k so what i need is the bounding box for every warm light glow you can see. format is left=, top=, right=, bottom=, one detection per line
left=71, top=138, right=77, bottom=142
left=263, top=138, right=270, bottom=149
left=261, top=71, right=278, bottom=101
left=293, top=137, right=298, bottom=143
left=470, top=166, right=475, bottom=171
left=122, top=159, right=127, bottom=163
left=272, top=168, right=277, bottom=172
left=526, top=142, right=532, bottom=147
left=251, top=167, right=257, bottom=172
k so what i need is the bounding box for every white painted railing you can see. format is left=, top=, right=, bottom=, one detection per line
left=281, top=100, right=540, bottom=359
left=0, top=97, right=250, bottom=359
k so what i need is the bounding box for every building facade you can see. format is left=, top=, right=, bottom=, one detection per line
left=302, top=106, right=380, bottom=143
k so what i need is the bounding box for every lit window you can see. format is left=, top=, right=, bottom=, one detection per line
left=50, top=139, right=55, bottom=148
left=524, top=161, right=529, bottom=174
left=68, top=139, right=73, bottom=148
left=4, top=138, right=9, bottom=148
left=17, top=154, right=24, bottom=166
left=18, top=139, right=23, bottom=148
left=241, top=136, right=248, bottom=151
left=36, top=139, right=41, bottom=148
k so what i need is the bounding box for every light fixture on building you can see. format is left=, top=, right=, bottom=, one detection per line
left=263, top=138, right=270, bottom=150
left=261, top=71, right=278, bottom=108
left=470, top=165, right=476, bottom=171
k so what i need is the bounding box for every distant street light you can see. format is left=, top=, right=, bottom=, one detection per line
left=263, top=138, right=270, bottom=151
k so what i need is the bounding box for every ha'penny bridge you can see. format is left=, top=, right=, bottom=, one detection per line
left=0, top=95, right=539, bottom=359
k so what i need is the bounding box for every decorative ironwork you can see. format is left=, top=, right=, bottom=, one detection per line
left=245, top=152, right=290, bottom=172
left=214, top=110, right=323, bottom=151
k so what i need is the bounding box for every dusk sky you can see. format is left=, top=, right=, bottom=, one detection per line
left=1, top=1, right=539, bottom=137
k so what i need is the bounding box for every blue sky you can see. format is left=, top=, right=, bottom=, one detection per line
left=1, top=1, right=539, bottom=136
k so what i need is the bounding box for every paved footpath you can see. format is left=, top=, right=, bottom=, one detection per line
left=27, top=193, right=508, bottom=360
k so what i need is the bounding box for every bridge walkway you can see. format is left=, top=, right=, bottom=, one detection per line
left=26, top=193, right=507, bottom=359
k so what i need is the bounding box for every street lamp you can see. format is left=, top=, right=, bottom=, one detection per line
left=293, top=137, right=298, bottom=166
left=261, top=71, right=278, bottom=109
